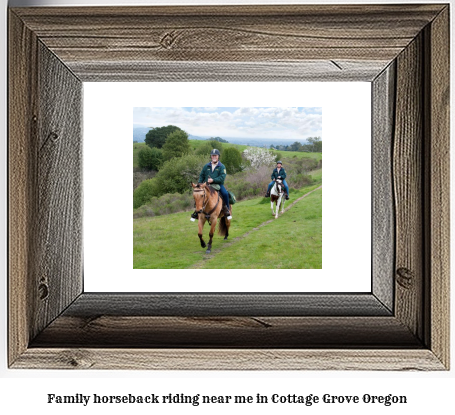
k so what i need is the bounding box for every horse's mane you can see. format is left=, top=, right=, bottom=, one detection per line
left=206, top=185, right=217, bottom=195
left=195, top=183, right=216, bottom=196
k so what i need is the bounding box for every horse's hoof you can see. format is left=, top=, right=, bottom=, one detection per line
left=201, top=243, right=206, bottom=248
left=224, top=236, right=228, bottom=240
left=206, top=249, right=211, bottom=254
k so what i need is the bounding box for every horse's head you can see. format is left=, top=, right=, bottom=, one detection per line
left=274, top=179, right=284, bottom=193
left=191, top=182, right=207, bottom=211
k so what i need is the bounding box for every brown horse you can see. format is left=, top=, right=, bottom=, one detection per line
left=191, top=182, right=232, bottom=254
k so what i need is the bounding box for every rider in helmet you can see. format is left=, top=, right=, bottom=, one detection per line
left=191, top=148, right=231, bottom=219
left=264, top=160, right=290, bottom=199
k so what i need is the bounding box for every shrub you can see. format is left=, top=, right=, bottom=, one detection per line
left=244, top=165, right=270, bottom=189
left=206, top=140, right=223, bottom=154
left=154, top=154, right=208, bottom=196
left=137, top=146, right=163, bottom=170
left=222, top=147, right=243, bottom=174
left=133, top=178, right=161, bottom=209
left=133, top=169, right=156, bottom=190
left=162, top=130, right=191, bottom=161
left=133, top=192, right=195, bottom=218
left=195, top=142, right=213, bottom=156
left=242, top=147, right=275, bottom=168
left=271, top=151, right=282, bottom=163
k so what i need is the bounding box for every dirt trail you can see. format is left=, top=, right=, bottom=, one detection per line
left=187, top=184, right=322, bottom=269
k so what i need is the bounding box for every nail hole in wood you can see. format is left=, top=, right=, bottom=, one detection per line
left=396, top=267, right=414, bottom=289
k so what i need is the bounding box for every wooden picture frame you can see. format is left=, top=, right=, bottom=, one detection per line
left=8, top=4, right=449, bottom=370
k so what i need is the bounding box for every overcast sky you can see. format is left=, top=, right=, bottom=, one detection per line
left=133, top=107, right=322, bottom=140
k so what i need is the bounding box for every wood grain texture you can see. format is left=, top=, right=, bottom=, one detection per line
left=11, top=5, right=444, bottom=82
left=8, top=11, right=38, bottom=366
left=31, top=316, right=421, bottom=348
left=13, top=349, right=445, bottom=371
left=393, top=34, right=424, bottom=340
left=70, top=60, right=388, bottom=82
left=372, top=63, right=395, bottom=312
left=64, top=293, right=392, bottom=317
left=33, top=42, right=83, bottom=338
left=426, top=6, right=450, bottom=368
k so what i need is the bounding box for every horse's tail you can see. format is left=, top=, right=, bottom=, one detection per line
left=218, top=216, right=227, bottom=236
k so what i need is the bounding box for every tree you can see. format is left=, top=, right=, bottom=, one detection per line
left=206, top=140, right=223, bottom=154
left=242, top=147, right=275, bottom=168
left=222, top=147, right=243, bottom=174
left=162, top=130, right=191, bottom=161
left=155, top=154, right=207, bottom=195
left=307, top=137, right=322, bottom=152
left=300, top=137, right=322, bottom=152
left=145, top=125, right=183, bottom=149
left=210, top=136, right=229, bottom=143
left=195, top=142, right=213, bottom=156
left=289, top=141, right=302, bottom=152
left=137, top=146, right=163, bottom=170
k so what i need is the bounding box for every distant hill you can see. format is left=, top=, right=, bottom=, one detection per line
left=133, top=127, right=313, bottom=148
left=133, top=127, right=150, bottom=143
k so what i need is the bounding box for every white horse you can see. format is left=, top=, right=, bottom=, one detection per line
left=270, top=179, right=285, bottom=219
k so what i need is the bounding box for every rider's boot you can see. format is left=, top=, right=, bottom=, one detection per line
left=265, top=191, right=270, bottom=197
left=223, top=205, right=230, bottom=216
left=285, top=192, right=289, bottom=200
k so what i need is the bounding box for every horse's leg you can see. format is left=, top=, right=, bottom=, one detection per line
left=281, top=197, right=285, bottom=213
left=271, top=199, right=275, bottom=215
left=206, top=218, right=217, bottom=254
left=224, top=209, right=231, bottom=240
left=275, top=198, right=280, bottom=219
left=198, top=218, right=206, bottom=248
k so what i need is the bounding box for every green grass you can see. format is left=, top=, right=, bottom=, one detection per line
left=133, top=170, right=322, bottom=269
left=200, top=188, right=321, bottom=269
left=281, top=151, right=322, bottom=161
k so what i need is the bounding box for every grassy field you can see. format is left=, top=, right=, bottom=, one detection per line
left=133, top=170, right=322, bottom=269
left=133, top=140, right=321, bottom=168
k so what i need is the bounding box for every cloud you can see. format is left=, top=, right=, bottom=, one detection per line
left=133, top=107, right=322, bottom=139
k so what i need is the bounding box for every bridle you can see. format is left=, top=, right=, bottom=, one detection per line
left=193, top=187, right=209, bottom=214
left=273, top=180, right=284, bottom=195
left=193, top=185, right=220, bottom=219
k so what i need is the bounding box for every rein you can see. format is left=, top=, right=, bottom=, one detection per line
left=193, top=186, right=221, bottom=219
left=273, top=181, right=284, bottom=195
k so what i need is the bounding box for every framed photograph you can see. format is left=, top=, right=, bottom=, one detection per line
left=8, top=4, right=449, bottom=370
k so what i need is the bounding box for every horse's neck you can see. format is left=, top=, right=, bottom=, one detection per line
left=271, top=182, right=281, bottom=196
left=204, top=189, right=220, bottom=212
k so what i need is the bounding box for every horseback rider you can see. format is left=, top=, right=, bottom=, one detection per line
left=265, top=161, right=290, bottom=199
left=191, top=149, right=231, bottom=219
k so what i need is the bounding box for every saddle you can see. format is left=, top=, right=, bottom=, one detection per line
left=208, top=184, right=236, bottom=205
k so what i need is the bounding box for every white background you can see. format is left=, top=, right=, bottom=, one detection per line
left=1, top=0, right=454, bottom=414
left=84, top=82, right=371, bottom=292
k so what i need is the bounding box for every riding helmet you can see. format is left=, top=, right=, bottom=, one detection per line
left=211, top=149, right=221, bottom=156
left=276, top=160, right=282, bottom=165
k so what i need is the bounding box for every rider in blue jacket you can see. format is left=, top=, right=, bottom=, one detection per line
left=265, top=161, right=290, bottom=199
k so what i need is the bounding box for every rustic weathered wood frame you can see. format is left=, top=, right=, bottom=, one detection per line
left=8, top=5, right=449, bottom=370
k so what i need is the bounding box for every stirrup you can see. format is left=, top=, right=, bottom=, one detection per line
left=265, top=192, right=270, bottom=197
